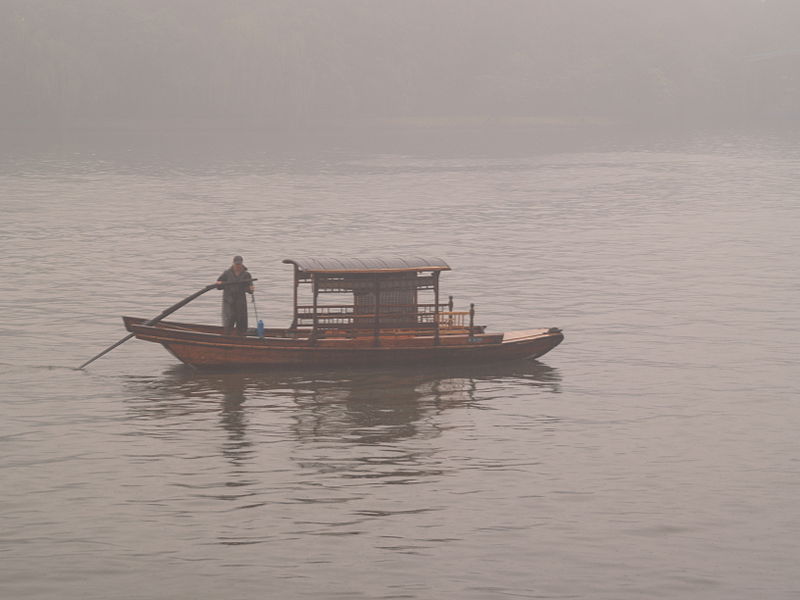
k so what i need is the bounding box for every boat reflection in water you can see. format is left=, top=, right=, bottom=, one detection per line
left=119, top=361, right=561, bottom=546
left=125, top=360, right=559, bottom=435
left=287, top=361, right=560, bottom=445
left=122, top=360, right=561, bottom=481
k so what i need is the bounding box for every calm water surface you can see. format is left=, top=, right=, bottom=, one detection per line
left=1, top=131, right=799, bottom=599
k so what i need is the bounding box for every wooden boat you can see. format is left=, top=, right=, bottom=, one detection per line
left=123, top=257, right=563, bottom=369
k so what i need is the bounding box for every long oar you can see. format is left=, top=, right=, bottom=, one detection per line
left=78, top=279, right=257, bottom=370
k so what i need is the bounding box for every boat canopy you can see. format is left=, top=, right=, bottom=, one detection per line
left=283, top=257, right=450, bottom=274
left=283, top=256, right=465, bottom=337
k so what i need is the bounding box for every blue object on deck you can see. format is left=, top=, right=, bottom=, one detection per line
left=257, top=320, right=265, bottom=338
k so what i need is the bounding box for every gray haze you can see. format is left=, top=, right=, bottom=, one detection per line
left=3, top=2, right=800, bottom=599
left=3, top=0, right=800, bottom=133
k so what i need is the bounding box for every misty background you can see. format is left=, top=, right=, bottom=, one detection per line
left=3, top=0, right=799, bottom=136
left=3, top=3, right=800, bottom=599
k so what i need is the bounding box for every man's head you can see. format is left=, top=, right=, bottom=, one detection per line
left=232, top=255, right=245, bottom=274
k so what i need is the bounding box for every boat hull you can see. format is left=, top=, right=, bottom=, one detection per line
left=123, top=317, right=563, bottom=370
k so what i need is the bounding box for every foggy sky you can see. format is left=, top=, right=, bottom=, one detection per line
left=2, top=0, right=799, bottom=131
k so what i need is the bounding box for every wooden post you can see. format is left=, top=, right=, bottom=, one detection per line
left=433, top=271, right=441, bottom=346
left=291, top=265, right=299, bottom=329
left=373, top=278, right=381, bottom=347
left=469, top=303, right=475, bottom=338
left=311, top=274, right=319, bottom=343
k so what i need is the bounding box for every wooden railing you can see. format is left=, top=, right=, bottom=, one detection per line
left=436, top=311, right=470, bottom=329
left=295, top=303, right=451, bottom=328
left=293, top=302, right=478, bottom=341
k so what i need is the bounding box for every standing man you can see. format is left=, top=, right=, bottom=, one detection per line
left=216, top=255, right=254, bottom=336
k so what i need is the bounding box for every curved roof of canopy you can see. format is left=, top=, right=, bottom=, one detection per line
left=283, top=257, right=450, bottom=274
